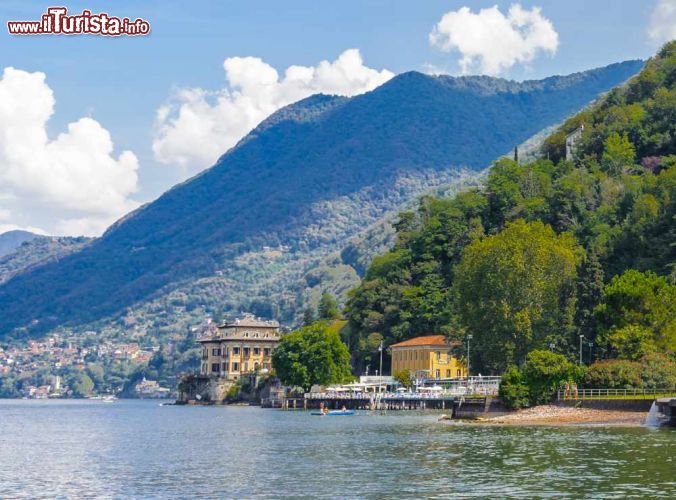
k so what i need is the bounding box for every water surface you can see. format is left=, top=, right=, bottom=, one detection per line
left=0, top=400, right=673, bottom=498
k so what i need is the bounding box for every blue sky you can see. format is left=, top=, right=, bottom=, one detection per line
left=0, top=0, right=672, bottom=235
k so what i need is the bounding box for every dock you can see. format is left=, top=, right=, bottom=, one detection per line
left=305, top=392, right=456, bottom=410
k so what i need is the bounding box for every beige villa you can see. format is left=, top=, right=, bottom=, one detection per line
left=198, top=314, right=280, bottom=380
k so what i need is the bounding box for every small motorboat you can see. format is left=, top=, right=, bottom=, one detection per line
left=311, top=409, right=355, bottom=416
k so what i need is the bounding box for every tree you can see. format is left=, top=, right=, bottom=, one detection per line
left=454, top=220, right=580, bottom=372
left=584, top=359, right=643, bottom=389
left=521, top=350, right=580, bottom=405
left=602, top=133, right=635, bottom=175
left=302, top=307, right=316, bottom=326
left=498, top=366, right=530, bottom=409
left=574, top=252, right=604, bottom=350
left=318, top=293, right=340, bottom=320
left=272, top=321, right=352, bottom=390
left=70, top=373, right=94, bottom=398
left=393, top=368, right=412, bottom=388
left=606, top=325, right=656, bottom=361
left=639, top=353, right=676, bottom=390
left=595, top=270, right=676, bottom=358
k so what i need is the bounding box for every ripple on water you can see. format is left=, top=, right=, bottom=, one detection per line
left=0, top=401, right=674, bottom=498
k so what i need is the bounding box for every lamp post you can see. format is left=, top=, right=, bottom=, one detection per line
left=467, top=334, right=473, bottom=380
left=579, top=335, right=584, bottom=365
left=379, top=341, right=384, bottom=394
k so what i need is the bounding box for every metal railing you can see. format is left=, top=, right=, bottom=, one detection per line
left=558, top=388, right=676, bottom=400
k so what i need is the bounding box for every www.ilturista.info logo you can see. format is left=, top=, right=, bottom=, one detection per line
left=7, top=7, right=150, bottom=36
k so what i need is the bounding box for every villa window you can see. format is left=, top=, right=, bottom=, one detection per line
left=457, top=369, right=461, bottom=377
left=253, top=347, right=260, bottom=355
left=243, top=347, right=250, bottom=357
left=212, top=348, right=221, bottom=356
left=435, top=369, right=440, bottom=379
left=263, top=348, right=270, bottom=356
left=211, top=363, right=220, bottom=373
left=233, top=347, right=240, bottom=355
left=446, top=370, right=451, bottom=378
left=232, top=362, right=239, bottom=371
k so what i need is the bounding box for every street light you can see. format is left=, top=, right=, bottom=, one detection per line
left=579, top=335, right=584, bottom=365
left=467, top=334, right=473, bottom=379
left=588, top=341, right=594, bottom=365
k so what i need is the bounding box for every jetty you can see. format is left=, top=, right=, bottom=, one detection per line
left=656, top=398, right=676, bottom=426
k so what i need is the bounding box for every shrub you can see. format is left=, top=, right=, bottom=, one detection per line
left=393, top=368, right=412, bottom=388
left=584, top=359, right=643, bottom=389
left=522, top=350, right=579, bottom=405
left=639, top=353, right=676, bottom=390
left=225, top=384, right=240, bottom=401
left=499, top=366, right=530, bottom=409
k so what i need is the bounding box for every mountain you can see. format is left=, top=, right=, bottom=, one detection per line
left=0, top=231, right=39, bottom=258
left=0, top=236, right=92, bottom=285
left=0, top=60, right=644, bottom=340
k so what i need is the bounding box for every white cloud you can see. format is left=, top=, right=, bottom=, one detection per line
left=0, top=67, right=139, bottom=236
left=152, top=49, right=394, bottom=172
left=429, top=4, right=559, bottom=76
left=648, top=0, right=676, bottom=45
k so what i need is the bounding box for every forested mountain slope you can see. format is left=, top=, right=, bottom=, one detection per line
left=0, top=60, right=643, bottom=340
left=346, top=43, right=675, bottom=374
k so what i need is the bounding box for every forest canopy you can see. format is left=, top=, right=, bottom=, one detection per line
left=346, top=41, right=676, bottom=375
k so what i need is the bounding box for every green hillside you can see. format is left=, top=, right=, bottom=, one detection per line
left=346, top=42, right=675, bottom=374
left=0, top=61, right=643, bottom=342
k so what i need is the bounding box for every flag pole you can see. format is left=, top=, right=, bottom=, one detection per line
left=379, top=341, right=383, bottom=394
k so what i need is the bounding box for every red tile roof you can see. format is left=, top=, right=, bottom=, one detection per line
left=390, top=335, right=449, bottom=348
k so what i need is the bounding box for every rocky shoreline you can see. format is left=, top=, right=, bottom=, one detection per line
left=451, top=405, right=648, bottom=427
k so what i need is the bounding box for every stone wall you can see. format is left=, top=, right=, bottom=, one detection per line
left=453, top=397, right=511, bottom=419
left=176, top=374, right=234, bottom=404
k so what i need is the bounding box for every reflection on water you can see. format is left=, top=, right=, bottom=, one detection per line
left=0, top=400, right=674, bottom=498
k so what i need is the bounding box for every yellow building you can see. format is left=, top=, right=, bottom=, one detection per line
left=198, top=314, right=280, bottom=380
left=390, top=335, right=466, bottom=380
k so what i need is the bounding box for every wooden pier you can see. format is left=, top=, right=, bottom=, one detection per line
left=304, top=393, right=456, bottom=411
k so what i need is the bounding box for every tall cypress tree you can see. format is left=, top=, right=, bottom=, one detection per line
left=574, top=252, right=604, bottom=359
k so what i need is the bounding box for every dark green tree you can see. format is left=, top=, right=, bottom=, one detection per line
left=498, top=366, right=530, bottom=409
left=521, top=350, right=580, bottom=405
left=302, top=306, right=316, bottom=326
left=272, top=321, right=352, bottom=390
left=574, top=252, right=604, bottom=352
left=318, top=293, right=340, bottom=320
left=454, top=220, right=580, bottom=371
left=595, top=269, right=676, bottom=358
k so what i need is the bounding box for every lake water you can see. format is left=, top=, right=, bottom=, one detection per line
left=0, top=400, right=674, bottom=498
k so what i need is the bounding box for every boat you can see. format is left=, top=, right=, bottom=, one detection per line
left=102, top=395, right=117, bottom=403
left=311, top=410, right=355, bottom=416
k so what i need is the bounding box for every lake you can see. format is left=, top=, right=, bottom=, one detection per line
left=0, top=400, right=674, bottom=498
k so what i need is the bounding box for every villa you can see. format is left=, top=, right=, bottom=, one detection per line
left=198, top=313, right=280, bottom=380
left=390, top=335, right=466, bottom=380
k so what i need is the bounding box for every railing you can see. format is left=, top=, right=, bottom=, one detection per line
left=558, top=388, right=676, bottom=400
left=305, top=392, right=457, bottom=400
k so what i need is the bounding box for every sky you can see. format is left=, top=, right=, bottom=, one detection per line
left=0, top=0, right=674, bottom=236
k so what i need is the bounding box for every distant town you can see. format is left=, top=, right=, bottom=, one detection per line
left=0, top=332, right=173, bottom=399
